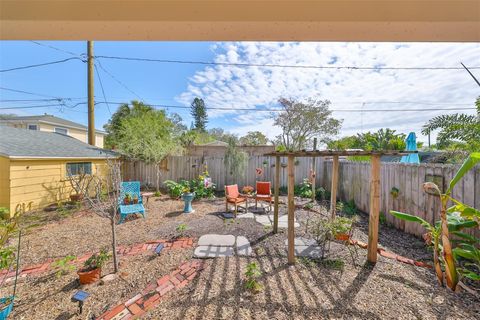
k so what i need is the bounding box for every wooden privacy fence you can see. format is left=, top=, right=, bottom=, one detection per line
left=123, top=156, right=480, bottom=238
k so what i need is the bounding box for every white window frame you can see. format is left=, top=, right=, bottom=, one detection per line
left=27, top=124, right=38, bottom=130
left=54, top=127, right=69, bottom=135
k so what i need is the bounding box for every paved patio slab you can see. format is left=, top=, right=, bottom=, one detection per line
left=194, top=245, right=235, bottom=258
left=198, top=234, right=236, bottom=246
left=285, top=237, right=323, bottom=259
left=236, top=236, right=252, bottom=256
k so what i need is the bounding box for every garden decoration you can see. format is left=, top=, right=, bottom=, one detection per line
left=155, top=243, right=164, bottom=255
left=181, top=189, right=195, bottom=214
left=77, top=249, right=110, bottom=285
left=118, top=181, right=146, bottom=223
left=71, top=290, right=90, bottom=314
left=390, top=187, right=400, bottom=199
left=255, top=168, right=263, bottom=176
left=390, top=152, right=480, bottom=291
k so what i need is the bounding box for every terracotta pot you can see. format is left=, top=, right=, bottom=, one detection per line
left=123, top=198, right=130, bottom=205
left=77, top=267, right=101, bottom=285
left=70, top=194, right=83, bottom=202
left=133, top=198, right=139, bottom=204
left=335, top=233, right=350, bottom=241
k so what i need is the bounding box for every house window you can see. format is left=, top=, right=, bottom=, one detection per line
left=66, top=162, right=92, bottom=176
left=55, top=127, right=68, bottom=135
left=27, top=124, right=38, bottom=130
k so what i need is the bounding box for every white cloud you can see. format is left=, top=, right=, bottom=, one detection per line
left=177, top=42, right=480, bottom=144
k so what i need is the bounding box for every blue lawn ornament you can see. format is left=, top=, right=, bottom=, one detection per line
left=118, top=181, right=146, bottom=223
left=181, top=192, right=195, bottom=213
left=72, top=290, right=89, bottom=314
left=400, top=132, right=420, bottom=164
left=0, top=296, right=13, bottom=320
left=155, top=243, right=164, bottom=255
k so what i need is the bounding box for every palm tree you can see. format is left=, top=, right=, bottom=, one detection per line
left=422, top=97, right=480, bottom=148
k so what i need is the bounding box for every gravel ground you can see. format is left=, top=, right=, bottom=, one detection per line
left=3, top=195, right=479, bottom=319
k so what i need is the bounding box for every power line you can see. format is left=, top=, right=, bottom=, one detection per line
left=94, top=101, right=477, bottom=113
left=94, top=63, right=112, bottom=115
left=0, top=86, right=63, bottom=98
left=29, top=41, right=82, bottom=58
left=0, top=57, right=83, bottom=73
left=95, top=60, right=144, bottom=101
left=0, top=102, right=87, bottom=110
left=95, top=55, right=480, bottom=71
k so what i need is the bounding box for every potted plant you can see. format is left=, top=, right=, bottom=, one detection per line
left=77, top=249, right=110, bottom=285
left=123, top=193, right=131, bottom=205
left=132, top=194, right=139, bottom=204
left=242, top=185, right=254, bottom=195
left=331, top=217, right=354, bottom=241
left=181, top=183, right=195, bottom=213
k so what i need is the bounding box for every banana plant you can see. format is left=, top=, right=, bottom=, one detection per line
left=390, top=152, right=480, bottom=291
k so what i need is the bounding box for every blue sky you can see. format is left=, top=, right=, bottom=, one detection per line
left=1, top=41, right=479, bottom=144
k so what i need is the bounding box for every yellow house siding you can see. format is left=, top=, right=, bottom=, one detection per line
left=38, top=123, right=105, bottom=148
left=0, top=156, right=10, bottom=211
left=8, top=158, right=110, bottom=216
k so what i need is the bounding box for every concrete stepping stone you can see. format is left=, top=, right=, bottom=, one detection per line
left=194, top=245, right=234, bottom=258
left=254, top=214, right=299, bottom=228
left=236, top=236, right=252, bottom=256
left=285, top=237, right=323, bottom=259
left=237, top=212, right=255, bottom=219
left=198, top=234, right=235, bottom=247
left=222, top=212, right=235, bottom=219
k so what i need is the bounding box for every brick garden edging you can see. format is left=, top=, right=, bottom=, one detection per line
left=349, top=239, right=432, bottom=269
left=0, top=238, right=195, bottom=283
left=96, top=259, right=205, bottom=319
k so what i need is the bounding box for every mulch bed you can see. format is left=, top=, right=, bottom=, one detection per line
left=2, top=195, right=479, bottom=319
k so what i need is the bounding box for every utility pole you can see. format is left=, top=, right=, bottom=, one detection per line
left=87, top=41, right=95, bottom=146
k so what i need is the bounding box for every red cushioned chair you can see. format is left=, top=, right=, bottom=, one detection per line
left=225, top=184, right=247, bottom=216
left=255, top=181, right=272, bottom=212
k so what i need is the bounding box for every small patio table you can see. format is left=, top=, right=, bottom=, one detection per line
left=141, top=192, right=155, bottom=204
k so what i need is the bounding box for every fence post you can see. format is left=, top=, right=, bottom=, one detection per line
left=287, top=155, right=295, bottom=265
left=273, top=156, right=280, bottom=234
left=330, top=155, right=339, bottom=218
left=367, top=154, right=381, bottom=263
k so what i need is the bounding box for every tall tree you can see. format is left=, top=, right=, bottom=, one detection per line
left=273, top=98, right=342, bottom=150
left=103, top=101, right=154, bottom=149
left=191, top=97, right=208, bottom=132
left=117, top=108, right=182, bottom=191
left=239, top=131, right=269, bottom=145
left=422, top=97, right=480, bottom=149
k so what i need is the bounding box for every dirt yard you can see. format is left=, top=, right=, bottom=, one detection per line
left=1, top=195, right=479, bottom=319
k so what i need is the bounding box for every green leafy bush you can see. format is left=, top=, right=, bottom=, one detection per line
left=296, top=179, right=312, bottom=198
left=244, top=262, right=262, bottom=293
left=51, top=255, right=76, bottom=277
left=337, top=200, right=358, bottom=216
left=315, top=187, right=331, bottom=201
left=164, top=172, right=216, bottom=200
left=83, top=249, right=110, bottom=272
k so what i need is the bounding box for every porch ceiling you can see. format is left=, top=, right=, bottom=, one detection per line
left=1, top=1, right=479, bottom=41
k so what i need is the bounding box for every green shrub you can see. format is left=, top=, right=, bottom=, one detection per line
left=244, top=262, right=262, bottom=293
left=164, top=172, right=216, bottom=200
left=296, top=179, right=312, bottom=198
left=315, top=187, right=331, bottom=201
left=51, top=255, right=76, bottom=277
left=337, top=200, right=358, bottom=216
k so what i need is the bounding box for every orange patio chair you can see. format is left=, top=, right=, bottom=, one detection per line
left=225, top=184, right=247, bottom=216
left=255, top=181, right=272, bottom=212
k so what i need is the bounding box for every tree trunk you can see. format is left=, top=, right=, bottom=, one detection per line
left=156, top=164, right=160, bottom=192
left=110, top=217, right=119, bottom=273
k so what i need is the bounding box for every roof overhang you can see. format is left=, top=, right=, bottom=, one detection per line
left=1, top=1, right=479, bottom=41
left=6, top=156, right=120, bottom=160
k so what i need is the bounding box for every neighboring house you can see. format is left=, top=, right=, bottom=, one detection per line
left=187, top=140, right=275, bottom=157
left=0, top=126, right=117, bottom=216
left=0, top=114, right=106, bottom=148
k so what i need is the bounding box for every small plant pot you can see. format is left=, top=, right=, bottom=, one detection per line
left=0, top=296, right=14, bottom=320
left=77, top=267, right=101, bottom=285
left=123, top=198, right=130, bottom=205
left=335, top=233, right=350, bottom=241
left=281, top=163, right=288, bottom=168
left=181, top=192, right=195, bottom=213
left=133, top=198, right=139, bottom=204
left=70, top=194, right=83, bottom=202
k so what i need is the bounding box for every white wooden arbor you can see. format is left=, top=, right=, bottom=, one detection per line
left=265, top=150, right=414, bottom=265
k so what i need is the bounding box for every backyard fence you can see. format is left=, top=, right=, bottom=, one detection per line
left=123, top=156, right=480, bottom=238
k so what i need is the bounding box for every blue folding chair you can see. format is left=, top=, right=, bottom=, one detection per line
left=118, top=181, right=146, bottom=223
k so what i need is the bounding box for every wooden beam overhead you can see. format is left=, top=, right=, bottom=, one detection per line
left=1, top=1, right=479, bottom=41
